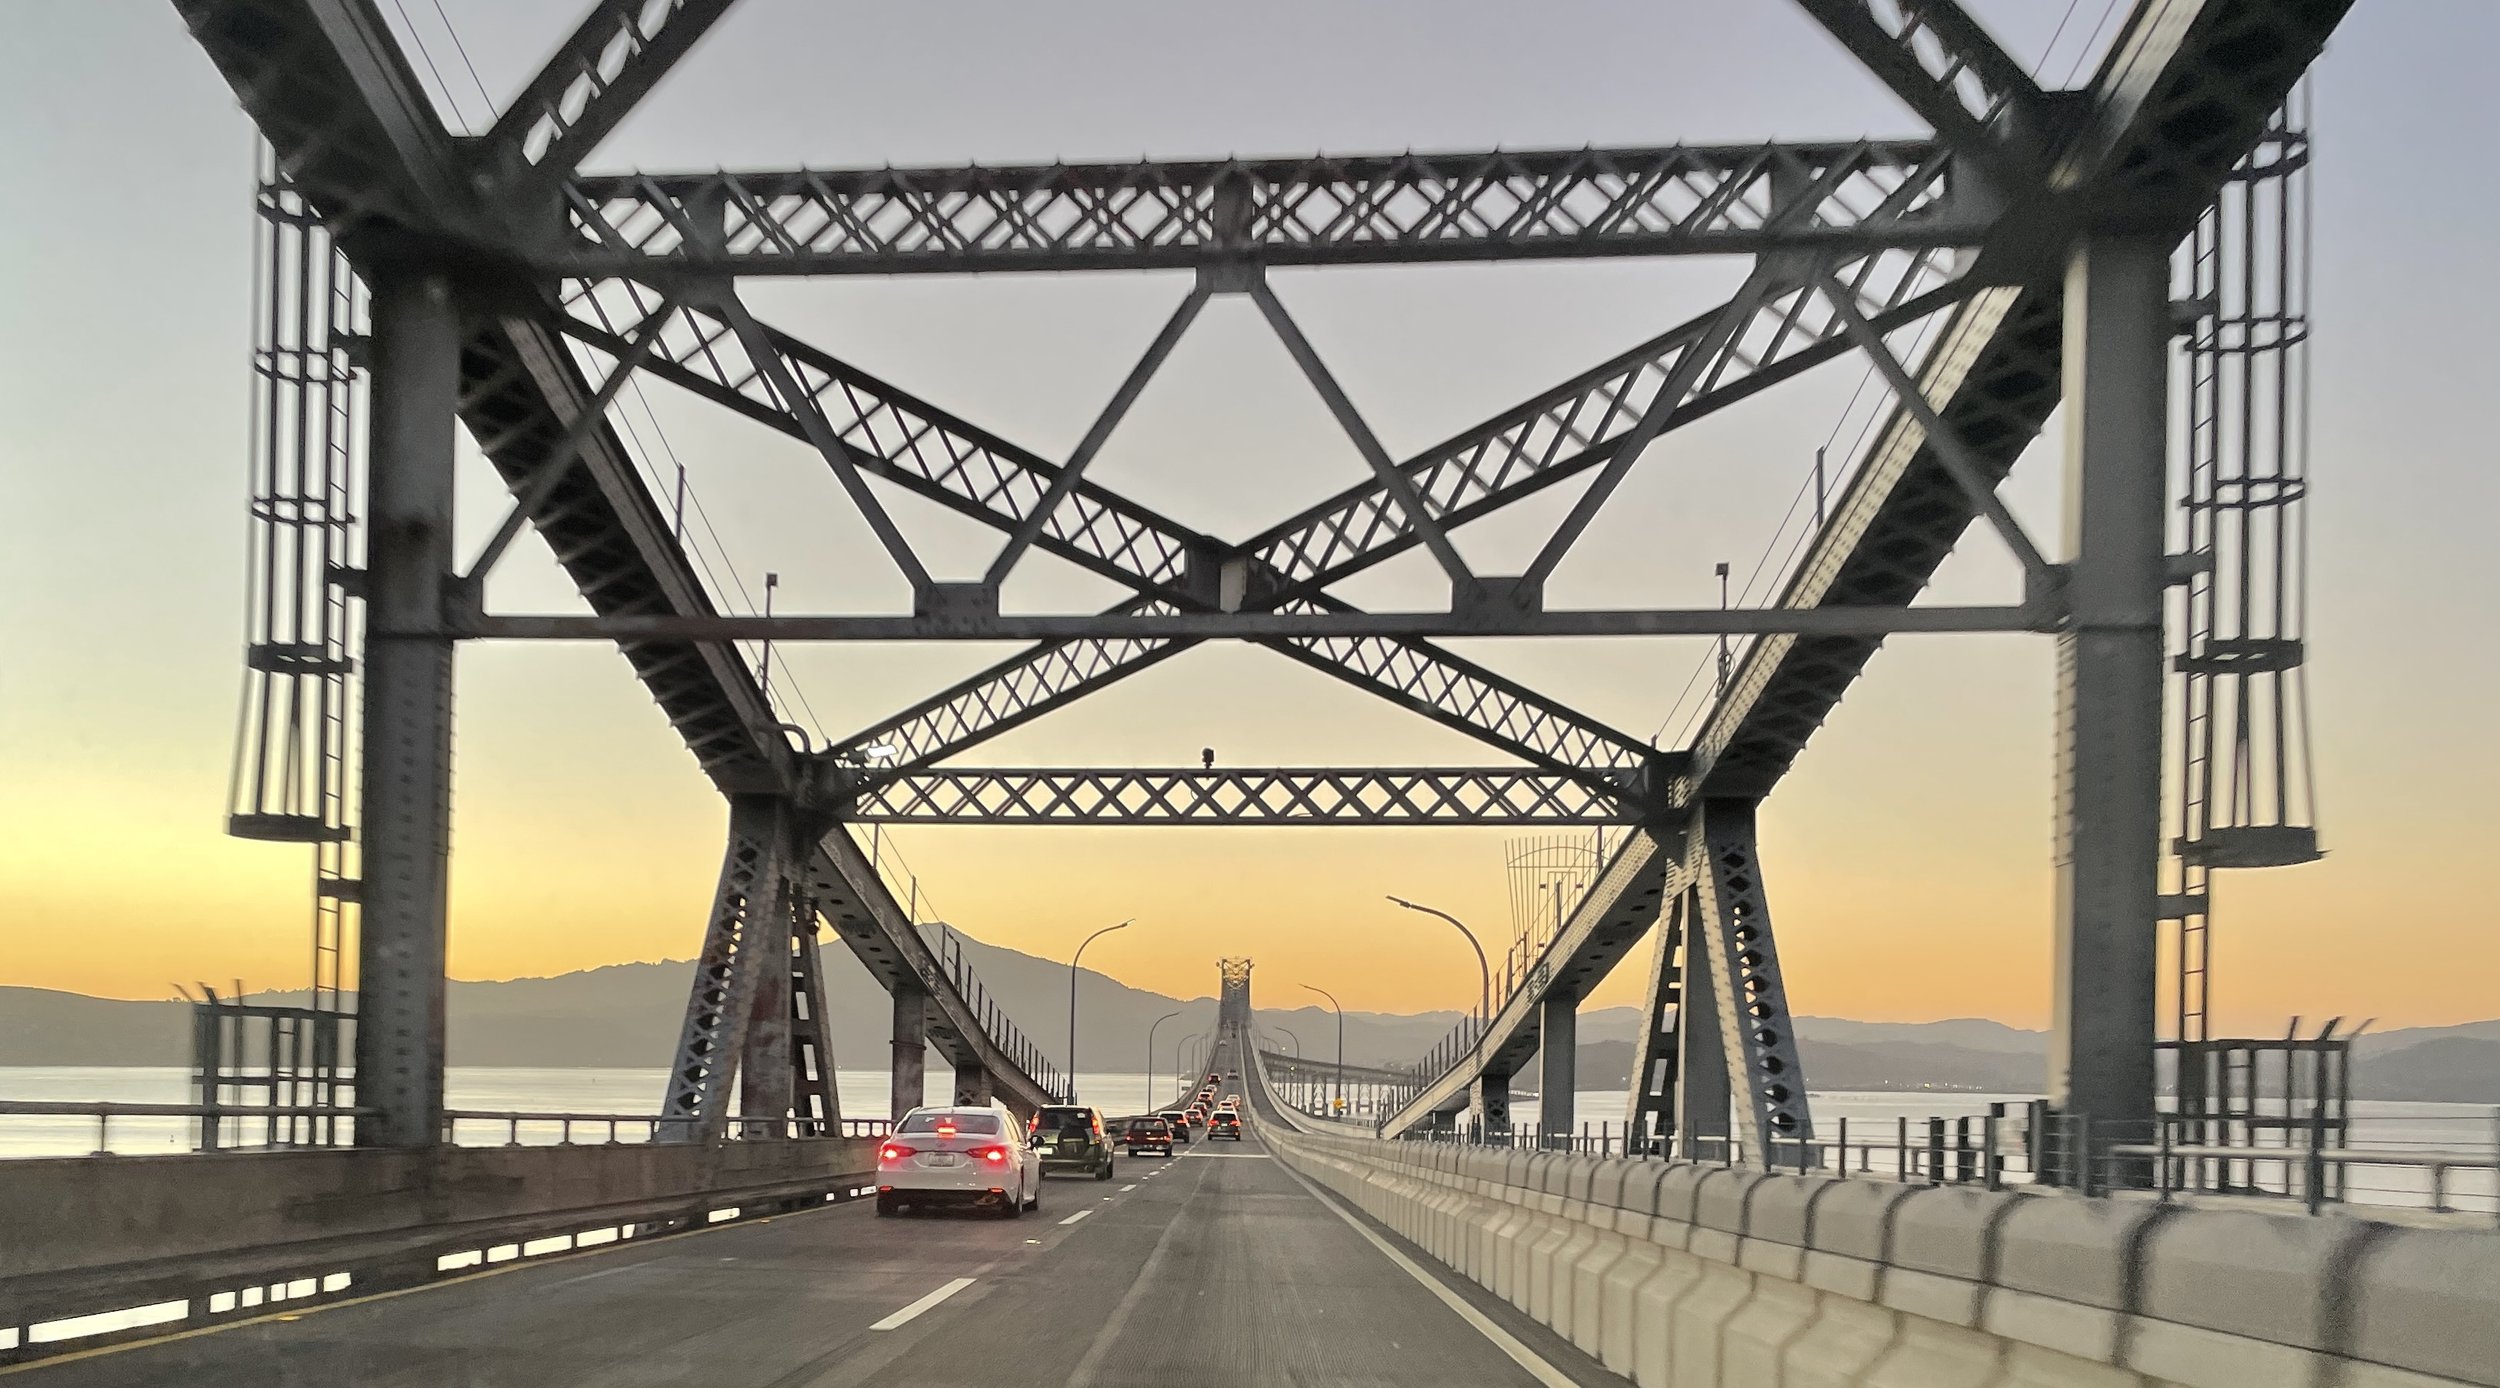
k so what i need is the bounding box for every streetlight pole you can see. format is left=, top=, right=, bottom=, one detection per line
left=1303, top=984, right=1344, bottom=1117
left=1146, top=1009, right=1180, bottom=1111
left=1270, top=1025, right=1310, bottom=1115
left=1067, top=919, right=1133, bottom=1102
left=1386, top=896, right=1491, bottom=1044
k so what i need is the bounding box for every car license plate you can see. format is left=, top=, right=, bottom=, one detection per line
left=922, top=1153, right=962, bottom=1167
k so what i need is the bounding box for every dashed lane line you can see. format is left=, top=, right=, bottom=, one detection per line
left=869, top=1277, right=977, bottom=1331
left=1057, top=1209, right=1093, bottom=1226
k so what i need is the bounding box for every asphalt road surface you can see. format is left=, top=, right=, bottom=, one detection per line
left=5, top=1114, right=1620, bottom=1386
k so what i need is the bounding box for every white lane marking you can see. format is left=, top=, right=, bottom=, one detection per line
left=1057, top=1209, right=1093, bottom=1226
left=1120, top=1183, right=1137, bottom=1191
left=869, top=1277, right=976, bottom=1331
left=1273, top=1157, right=1578, bottom=1388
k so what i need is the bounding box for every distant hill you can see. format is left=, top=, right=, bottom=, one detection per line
left=6, top=946, right=2496, bottom=1102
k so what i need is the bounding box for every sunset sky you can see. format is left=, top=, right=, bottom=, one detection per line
left=6, top=2, right=2497, bottom=1040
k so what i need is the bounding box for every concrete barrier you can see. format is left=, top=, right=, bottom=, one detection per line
left=1, top=1138, right=876, bottom=1334
left=1257, top=1120, right=2500, bottom=1388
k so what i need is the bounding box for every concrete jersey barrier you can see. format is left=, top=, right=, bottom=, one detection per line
left=1254, top=1117, right=2500, bottom=1388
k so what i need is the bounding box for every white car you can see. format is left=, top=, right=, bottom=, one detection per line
left=875, top=1103, right=1041, bottom=1218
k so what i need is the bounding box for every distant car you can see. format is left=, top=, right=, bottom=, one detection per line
left=1027, top=1105, right=1115, bottom=1180
left=877, top=1104, right=1039, bottom=1218
left=1222, top=1094, right=1241, bottom=1109
left=1157, top=1109, right=1194, bottom=1144
left=1123, top=1116, right=1173, bottom=1157
left=1208, top=1111, right=1242, bottom=1142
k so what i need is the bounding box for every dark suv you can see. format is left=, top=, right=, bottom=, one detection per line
left=1027, top=1105, right=1114, bottom=1180
left=1123, top=1115, right=1174, bottom=1157
left=1207, top=1110, right=1243, bottom=1142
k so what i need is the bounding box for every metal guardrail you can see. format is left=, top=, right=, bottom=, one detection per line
left=1402, top=1107, right=2500, bottom=1225
left=0, top=1102, right=892, bottom=1157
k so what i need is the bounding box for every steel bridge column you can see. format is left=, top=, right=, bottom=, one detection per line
left=737, top=888, right=798, bottom=1134
left=353, top=269, right=461, bottom=1150
left=2049, top=235, right=2171, bottom=1172
left=1539, top=994, right=1576, bottom=1148
left=890, top=982, right=928, bottom=1120
left=1675, top=887, right=1731, bottom=1161
left=1471, top=1070, right=1510, bottom=1137
left=953, top=1062, right=993, bottom=1107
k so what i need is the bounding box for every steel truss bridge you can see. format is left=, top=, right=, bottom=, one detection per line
left=174, top=0, right=2352, bottom=1174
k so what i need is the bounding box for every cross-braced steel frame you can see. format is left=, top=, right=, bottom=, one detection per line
left=176, top=0, right=2353, bottom=1162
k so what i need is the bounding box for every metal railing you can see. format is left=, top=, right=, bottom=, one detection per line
left=0, top=1101, right=891, bottom=1157
left=1399, top=1105, right=2500, bottom=1224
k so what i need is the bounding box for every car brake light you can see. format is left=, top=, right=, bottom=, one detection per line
left=879, top=1143, right=918, bottom=1163
left=971, top=1145, right=1010, bottom=1165
left=936, top=1123, right=958, bottom=1137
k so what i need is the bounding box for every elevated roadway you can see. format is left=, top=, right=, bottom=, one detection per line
left=4, top=1040, right=1616, bottom=1388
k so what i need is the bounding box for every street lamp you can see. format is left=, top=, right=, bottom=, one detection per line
left=1302, top=983, right=1344, bottom=1117
left=1176, top=1030, right=1205, bottom=1097
left=1267, top=1026, right=1305, bottom=1110
left=1145, top=1009, right=1181, bottom=1112
left=1067, top=919, right=1134, bottom=1101
left=1386, top=896, right=1491, bottom=1043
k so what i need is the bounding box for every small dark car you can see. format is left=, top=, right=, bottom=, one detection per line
left=1027, top=1105, right=1114, bottom=1180
left=1123, top=1115, right=1174, bottom=1156
left=1208, top=1111, right=1243, bottom=1142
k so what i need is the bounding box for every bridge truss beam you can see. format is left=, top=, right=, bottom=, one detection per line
left=841, top=769, right=1645, bottom=827
left=547, top=140, right=1977, bottom=277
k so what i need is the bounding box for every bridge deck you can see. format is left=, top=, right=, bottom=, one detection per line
left=7, top=1124, right=1603, bottom=1387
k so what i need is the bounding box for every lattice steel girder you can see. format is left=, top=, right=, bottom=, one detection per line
left=470, top=603, right=2037, bottom=643
left=1791, top=0, right=2046, bottom=185
left=480, top=0, right=744, bottom=192
left=567, top=245, right=1971, bottom=787
left=839, top=769, right=1641, bottom=826
left=547, top=141, right=1978, bottom=276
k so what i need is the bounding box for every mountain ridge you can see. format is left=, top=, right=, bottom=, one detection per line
left=7, top=942, right=2497, bottom=1101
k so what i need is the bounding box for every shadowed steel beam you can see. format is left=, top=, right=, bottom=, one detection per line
left=1251, top=281, right=1473, bottom=588
left=986, top=284, right=1209, bottom=587
left=1813, top=270, right=2053, bottom=583
left=842, top=769, right=1639, bottom=826
left=550, top=140, right=1974, bottom=275
left=1520, top=267, right=1777, bottom=586
left=1790, top=0, right=2043, bottom=186
left=468, top=604, right=2039, bottom=641
left=481, top=0, right=742, bottom=190
left=462, top=291, right=679, bottom=587
left=718, top=293, right=935, bottom=594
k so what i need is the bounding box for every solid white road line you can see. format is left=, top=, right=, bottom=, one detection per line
left=1058, top=1209, right=1093, bottom=1226
left=1274, top=1157, right=1579, bottom=1388
left=869, top=1277, right=977, bottom=1331
left=1120, top=1183, right=1137, bottom=1191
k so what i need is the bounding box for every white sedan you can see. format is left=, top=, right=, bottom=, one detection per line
left=875, top=1104, right=1041, bottom=1218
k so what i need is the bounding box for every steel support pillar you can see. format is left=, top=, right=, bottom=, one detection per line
left=1689, top=801, right=1814, bottom=1162
left=352, top=269, right=460, bottom=1150
left=1471, top=1070, right=1510, bottom=1137
left=789, top=924, right=843, bottom=1135
left=1624, top=894, right=1686, bottom=1155
left=891, top=982, right=928, bottom=1120
left=2049, top=235, right=2171, bottom=1169
left=1540, top=993, right=1577, bottom=1148
left=953, top=1063, right=994, bottom=1106
left=737, top=890, right=798, bottom=1134
left=1674, top=886, right=1732, bottom=1161
left=659, top=796, right=790, bottom=1142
